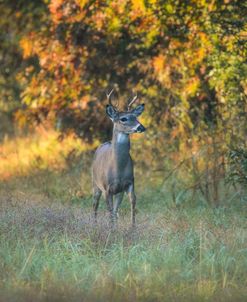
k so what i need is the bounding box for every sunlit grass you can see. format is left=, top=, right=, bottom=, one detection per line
left=0, top=129, right=97, bottom=180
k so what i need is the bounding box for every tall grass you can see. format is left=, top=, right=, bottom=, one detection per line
left=0, top=129, right=97, bottom=181
left=0, top=198, right=246, bottom=302
left=0, top=131, right=247, bottom=301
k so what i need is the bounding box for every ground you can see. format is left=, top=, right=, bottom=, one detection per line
left=0, top=189, right=246, bottom=302
left=0, top=132, right=246, bottom=301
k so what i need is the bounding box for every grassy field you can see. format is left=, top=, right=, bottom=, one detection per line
left=0, top=132, right=246, bottom=302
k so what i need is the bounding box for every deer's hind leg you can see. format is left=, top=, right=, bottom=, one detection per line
left=93, top=184, right=102, bottom=223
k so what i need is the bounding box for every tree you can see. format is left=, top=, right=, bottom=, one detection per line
left=18, top=0, right=246, bottom=145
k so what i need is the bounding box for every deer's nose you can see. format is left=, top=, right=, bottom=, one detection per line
left=136, top=125, right=146, bottom=133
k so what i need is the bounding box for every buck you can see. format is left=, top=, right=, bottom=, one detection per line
left=92, top=90, right=146, bottom=226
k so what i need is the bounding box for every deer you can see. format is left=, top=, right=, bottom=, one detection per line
left=92, top=89, right=146, bottom=227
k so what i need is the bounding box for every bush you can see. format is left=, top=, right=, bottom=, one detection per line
left=228, top=147, right=247, bottom=187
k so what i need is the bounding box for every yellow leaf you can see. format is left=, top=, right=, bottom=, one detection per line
left=20, top=37, right=33, bottom=58
left=131, top=0, right=146, bottom=12
left=153, top=54, right=165, bottom=73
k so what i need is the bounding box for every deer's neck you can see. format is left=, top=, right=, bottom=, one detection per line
left=111, top=129, right=130, bottom=169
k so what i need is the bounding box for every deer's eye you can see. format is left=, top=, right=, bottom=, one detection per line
left=120, top=117, right=127, bottom=122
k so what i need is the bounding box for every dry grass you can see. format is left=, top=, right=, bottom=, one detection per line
left=0, top=192, right=247, bottom=302
left=0, top=129, right=97, bottom=181
left=0, top=131, right=247, bottom=301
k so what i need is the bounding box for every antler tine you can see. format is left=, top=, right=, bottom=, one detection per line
left=106, top=88, right=119, bottom=109
left=106, top=89, right=114, bottom=104
left=127, top=94, right=138, bottom=111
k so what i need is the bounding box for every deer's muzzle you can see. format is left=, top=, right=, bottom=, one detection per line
left=136, top=125, right=146, bottom=133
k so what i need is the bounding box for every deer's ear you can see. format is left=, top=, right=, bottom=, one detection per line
left=106, top=105, right=118, bottom=121
left=131, top=104, right=145, bottom=117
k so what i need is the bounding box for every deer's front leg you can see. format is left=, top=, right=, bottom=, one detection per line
left=105, top=193, right=115, bottom=226
left=127, top=184, right=136, bottom=227
left=113, top=192, right=124, bottom=220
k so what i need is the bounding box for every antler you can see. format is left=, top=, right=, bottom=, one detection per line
left=106, top=89, right=119, bottom=109
left=127, top=94, right=138, bottom=111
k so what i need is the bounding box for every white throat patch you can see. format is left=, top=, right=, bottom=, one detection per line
left=116, top=133, right=129, bottom=144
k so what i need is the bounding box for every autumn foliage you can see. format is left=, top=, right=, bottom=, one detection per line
left=1, top=1, right=246, bottom=192
left=5, top=0, right=240, bottom=143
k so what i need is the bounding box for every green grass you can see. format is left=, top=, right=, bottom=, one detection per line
left=0, top=194, right=246, bottom=302
left=0, top=132, right=246, bottom=301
